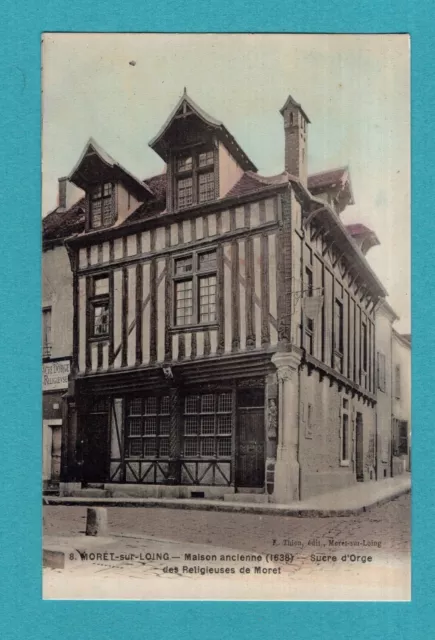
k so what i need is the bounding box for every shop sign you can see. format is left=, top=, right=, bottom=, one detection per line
left=43, top=359, right=71, bottom=391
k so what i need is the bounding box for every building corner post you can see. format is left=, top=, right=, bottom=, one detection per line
left=271, top=351, right=301, bottom=504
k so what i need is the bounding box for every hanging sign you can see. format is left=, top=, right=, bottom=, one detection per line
left=43, top=359, right=71, bottom=392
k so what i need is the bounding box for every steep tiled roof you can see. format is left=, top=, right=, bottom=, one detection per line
left=226, top=171, right=288, bottom=199
left=308, top=167, right=348, bottom=192
left=42, top=167, right=356, bottom=242
left=42, top=198, right=86, bottom=244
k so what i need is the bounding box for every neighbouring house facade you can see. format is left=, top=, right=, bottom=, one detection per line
left=373, top=299, right=399, bottom=481
left=42, top=179, right=83, bottom=490
left=392, top=330, right=411, bottom=473
left=44, top=90, right=396, bottom=502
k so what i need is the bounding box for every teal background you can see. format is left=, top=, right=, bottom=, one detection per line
left=0, top=1, right=431, bottom=638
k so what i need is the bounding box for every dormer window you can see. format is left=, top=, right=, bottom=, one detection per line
left=175, top=148, right=215, bottom=210
left=90, top=182, right=114, bottom=228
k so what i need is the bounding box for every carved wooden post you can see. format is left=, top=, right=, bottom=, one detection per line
left=167, top=386, right=181, bottom=484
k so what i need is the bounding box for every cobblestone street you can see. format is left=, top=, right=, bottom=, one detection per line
left=43, top=494, right=410, bottom=601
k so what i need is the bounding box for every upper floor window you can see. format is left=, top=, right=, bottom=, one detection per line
left=340, top=397, right=350, bottom=465
left=395, top=364, right=401, bottom=399
left=42, top=307, right=52, bottom=358
left=89, top=275, right=110, bottom=337
left=377, top=351, right=386, bottom=392
left=90, top=182, right=113, bottom=229
left=334, top=299, right=344, bottom=373
left=175, top=148, right=215, bottom=210
left=173, top=249, right=217, bottom=327
left=361, top=322, right=368, bottom=373
left=304, top=266, right=314, bottom=355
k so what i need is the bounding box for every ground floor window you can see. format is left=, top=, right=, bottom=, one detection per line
left=340, top=398, right=350, bottom=465
left=183, top=391, right=233, bottom=458
left=126, top=395, right=170, bottom=458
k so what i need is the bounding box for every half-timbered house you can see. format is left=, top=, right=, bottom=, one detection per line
left=57, top=90, right=387, bottom=501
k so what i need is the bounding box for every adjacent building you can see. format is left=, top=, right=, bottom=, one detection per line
left=43, top=90, right=409, bottom=502
left=392, top=330, right=411, bottom=473
left=42, top=179, right=83, bottom=489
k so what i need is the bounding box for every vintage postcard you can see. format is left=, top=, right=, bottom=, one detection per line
left=42, top=33, right=410, bottom=601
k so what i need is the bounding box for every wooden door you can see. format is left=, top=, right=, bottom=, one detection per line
left=50, top=426, right=62, bottom=482
left=236, top=408, right=265, bottom=488
left=83, top=414, right=109, bottom=483
left=355, top=412, right=364, bottom=482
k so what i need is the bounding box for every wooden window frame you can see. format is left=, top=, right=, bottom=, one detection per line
left=172, top=247, right=218, bottom=329
left=125, top=395, right=170, bottom=459
left=334, top=298, right=344, bottom=374
left=89, top=182, right=115, bottom=229
left=42, top=306, right=52, bottom=358
left=340, top=398, right=350, bottom=466
left=174, top=146, right=216, bottom=210
left=182, top=391, right=233, bottom=459
left=395, top=364, right=401, bottom=399
left=89, top=274, right=111, bottom=340
left=304, top=265, right=314, bottom=355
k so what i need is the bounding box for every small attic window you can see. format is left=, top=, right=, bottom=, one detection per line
left=90, top=182, right=114, bottom=229
left=174, top=147, right=215, bottom=210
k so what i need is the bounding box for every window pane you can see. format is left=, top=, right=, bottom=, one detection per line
left=102, top=198, right=112, bottom=225
left=91, top=185, right=102, bottom=199
left=144, top=439, right=157, bottom=457
left=129, top=398, right=142, bottom=415
left=218, top=393, right=232, bottom=413
left=199, top=275, right=217, bottom=323
left=175, top=256, right=193, bottom=274
left=201, top=438, right=215, bottom=457
left=129, top=418, right=142, bottom=436
left=144, top=397, right=157, bottom=415
left=144, top=417, right=157, bottom=435
left=342, top=414, right=349, bottom=461
left=94, top=304, right=109, bottom=335
left=201, top=394, right=214, bottom=413
left=129, top=439, right=143, bottom=457
left=159, top=438, right=170, bottom=457
left=198, top=251, right=217, bottom=271
left=217, top=415, right=232, bottom=435
left=159, top=416, right=170, bottom=435
left=103, top=183, right=112, bottom=196
left=184, top=416, right=198, bottom=435
left=177, top=156, right=193, bottom=172
left=175, top=280, right=193, bottom=325
left=91, top=200, right=102, bottom=228
left=177, top=177, right=193, bottom=208
left=184, top=439, right=198, bottom=457
left=201, top=415, right=215, bottom=435
left=94, top=276, right=109, bottom=296
left=217, top=439, right=232, bottom=457
left=160, top=396, right=170, bottom=415
left=198, top=171, right=215, bottom=203
left=42, top=308, right=52, bottom=357
left=199, top=151, right=214, bottom=167
left=185, top=395, right=199, bottom=414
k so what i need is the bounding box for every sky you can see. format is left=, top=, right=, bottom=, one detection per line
left=42, top=33, right=410, bottom=332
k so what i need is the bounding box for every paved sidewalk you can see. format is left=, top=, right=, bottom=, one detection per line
left=45, top=474, right=410, bottom=517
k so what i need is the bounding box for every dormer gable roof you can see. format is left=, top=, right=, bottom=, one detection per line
left=69, top=137, right=154, bottom=201
left=149, top=89, right=257, bottom=172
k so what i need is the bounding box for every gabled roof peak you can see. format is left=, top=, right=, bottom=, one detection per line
left=68, top=137, right=154, bottom=200
left=149, top=90, right=257, bottom=172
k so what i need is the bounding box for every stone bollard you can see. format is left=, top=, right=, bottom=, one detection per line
left=85, top=507, right=108, bottom=536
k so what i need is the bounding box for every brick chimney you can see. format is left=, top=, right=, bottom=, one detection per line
left=58, top=177, right=83, bottom=211
left=280, top=95, right=310, bottom=187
